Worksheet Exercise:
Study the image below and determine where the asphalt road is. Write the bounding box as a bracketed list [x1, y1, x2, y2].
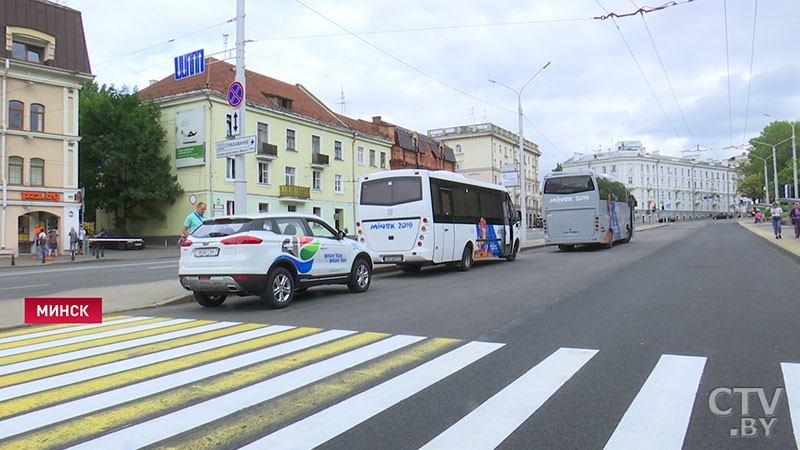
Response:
[3, 220, 798, 449]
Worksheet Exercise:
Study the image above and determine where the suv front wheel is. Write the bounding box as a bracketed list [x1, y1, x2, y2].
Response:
[262, 267, 294, 308]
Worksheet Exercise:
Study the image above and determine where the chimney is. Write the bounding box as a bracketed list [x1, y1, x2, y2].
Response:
[149, 80, 159, 86]
[372, 116, 382, 124]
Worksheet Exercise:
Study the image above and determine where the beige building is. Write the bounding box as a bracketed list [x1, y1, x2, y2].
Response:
[1, 0, 92, 257]
[428, 123, 541, 224]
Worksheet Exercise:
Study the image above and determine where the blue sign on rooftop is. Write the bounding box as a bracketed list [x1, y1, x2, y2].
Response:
[174, 49, 205, 81]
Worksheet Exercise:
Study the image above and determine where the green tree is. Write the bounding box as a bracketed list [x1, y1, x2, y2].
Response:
[552, 163, 563, 172]
[79, 82, 182, 233]
[747, 120, 798, 193]
[737, 173, 766, 202]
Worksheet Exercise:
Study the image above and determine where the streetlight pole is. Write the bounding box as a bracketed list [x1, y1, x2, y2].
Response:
[753, 137, 792, 201]
[489, 61, 550, 240]
[750, 153, 772, 203]
[764, 114, 797, 198]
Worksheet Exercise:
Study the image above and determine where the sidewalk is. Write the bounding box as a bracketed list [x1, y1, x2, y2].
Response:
[0, 222, 670, 332]
[737, 219, 800, 260]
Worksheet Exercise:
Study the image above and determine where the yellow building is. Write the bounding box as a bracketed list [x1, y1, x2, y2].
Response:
[136, 59, 394, 241]
[1, 0, 92, 257]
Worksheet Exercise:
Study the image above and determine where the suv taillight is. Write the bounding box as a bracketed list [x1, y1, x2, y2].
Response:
[221, 236, 263, 245]
[181, 239, 193, 247]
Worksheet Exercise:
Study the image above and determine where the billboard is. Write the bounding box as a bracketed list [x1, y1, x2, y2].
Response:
[175, 106, 205, 168]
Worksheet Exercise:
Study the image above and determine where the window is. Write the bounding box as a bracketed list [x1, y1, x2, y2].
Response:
[226, 200, 235, 215]
[258, 161, 271, 185]
[225, 158, 236, 181]
[312, 170, 322, 191]
[257, 122, 269, 145]
[311, 135, 321, 154]
[360, 177, 423, 206]
[258, 203, 269, 213]
[284, 166, 297, 185]
[307, 218, 337, 239]
[334, 140, 343, 160]
[287, 205, 297, 212]
[357, 146, 365, 165]
[30, 158, 44, 186]
[12, 41, 43, 63]
[286, 129, 296, 151]
[313, 207, 322, 217]
[456, 161, 463, 170]
[334, 174, 344, 193]
[9, 101, 23, 129]
[369, 149, 376, 167]
[30, 104, 44, 132]
[456, 144, 462, 154]
[9, 156, 23, 185]
[380, 152, 387, 169]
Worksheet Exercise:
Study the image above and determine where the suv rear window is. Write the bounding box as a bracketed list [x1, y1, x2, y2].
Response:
[192, 218, 252, 237]
[361, 177, 422, 206]
[543, 175, 595, 194]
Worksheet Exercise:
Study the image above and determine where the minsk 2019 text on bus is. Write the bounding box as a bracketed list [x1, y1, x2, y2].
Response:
[356, 169, 521, 272]
[542, 169, 637, 250]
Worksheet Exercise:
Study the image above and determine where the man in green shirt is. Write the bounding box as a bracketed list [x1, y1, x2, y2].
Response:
[182, 202, 208, 240]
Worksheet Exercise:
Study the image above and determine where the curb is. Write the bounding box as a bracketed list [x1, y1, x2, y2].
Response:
[737, 221, 800, 264]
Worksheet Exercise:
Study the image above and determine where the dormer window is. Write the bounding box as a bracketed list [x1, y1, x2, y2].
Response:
[263, 93, 293, 110]
[6, 27, 56, 64]
[12, 40, 44, 63]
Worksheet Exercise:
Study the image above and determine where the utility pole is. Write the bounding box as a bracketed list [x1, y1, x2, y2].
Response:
[233, 0, 247, 214]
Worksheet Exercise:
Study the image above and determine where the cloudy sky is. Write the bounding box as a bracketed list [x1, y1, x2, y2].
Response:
[67, 0, 799, 178]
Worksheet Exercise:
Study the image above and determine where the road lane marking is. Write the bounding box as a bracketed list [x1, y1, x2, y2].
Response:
[0, 315, 134, 344]
[246, 341, 505, 450]
[0, 324, 306, 419]
[0, 329, 356, 441]
[421, 347, 599, 449]
[0, 320, 238, 379]
[0, 317, 184, 358]
[603, 354, 707, 450]
[0, 283, 50, 291]
[0, 260, 179, 277]
[159, 337, 463, 450]
[781, 362, 800, 450]
[65, 334, 424, 450]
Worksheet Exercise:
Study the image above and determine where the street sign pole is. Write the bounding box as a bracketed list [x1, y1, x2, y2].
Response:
[234, 0, 248, 214]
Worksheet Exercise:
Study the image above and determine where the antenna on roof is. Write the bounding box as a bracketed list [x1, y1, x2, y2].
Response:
[470, 107, 476, 125]
[335, 85, 349, 115]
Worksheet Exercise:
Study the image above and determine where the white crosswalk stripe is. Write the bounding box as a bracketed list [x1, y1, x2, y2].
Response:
[1, 316, 793, 449]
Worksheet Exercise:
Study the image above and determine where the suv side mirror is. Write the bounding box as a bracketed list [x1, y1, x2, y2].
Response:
[515, 210, 522, 223]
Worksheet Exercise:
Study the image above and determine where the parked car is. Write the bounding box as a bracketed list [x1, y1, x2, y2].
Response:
[712, 213, 732, 220]
[88, 230, 145, 250]
[178, 213, 373, 309]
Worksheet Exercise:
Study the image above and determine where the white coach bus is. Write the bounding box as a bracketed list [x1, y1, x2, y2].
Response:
[542, 169, 636, 250]
[356, 169, 521, 271]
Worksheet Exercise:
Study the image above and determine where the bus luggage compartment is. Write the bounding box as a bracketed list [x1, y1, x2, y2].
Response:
[360, 218, 421, 252]
[545, 208, 597, 240]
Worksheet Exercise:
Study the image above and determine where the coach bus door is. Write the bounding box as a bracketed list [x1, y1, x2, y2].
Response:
[434, 187, 455, 263]
[502, 195, 515, 255]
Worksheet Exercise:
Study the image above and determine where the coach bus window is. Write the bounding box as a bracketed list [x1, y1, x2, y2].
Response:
[360, 177, 422, 206]
[543, 175, 594, 195]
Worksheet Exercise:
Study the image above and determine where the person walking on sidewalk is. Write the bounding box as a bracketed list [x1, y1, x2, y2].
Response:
[791, 203, 800, 238]
[181, 202, 208, 244]
[771, 202, 783, 239]
[37, 227, 48, 261]
[755, 210, 763, 224]
[68, 227, 79, 254]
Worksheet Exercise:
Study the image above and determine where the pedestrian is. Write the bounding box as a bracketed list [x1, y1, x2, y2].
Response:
[78, 225, 86, 255]
[68, 227, 78, 254]
[37, 226, 48, 261]
[770, 202, 783, 239]
[48, 228, 59, 256]
[791, 203, 800, 238]
[755, 210, 763, 224]
[181, 202, 208, 244]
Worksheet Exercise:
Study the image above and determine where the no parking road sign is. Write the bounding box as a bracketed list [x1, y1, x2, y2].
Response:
[228, 81, 244, 107]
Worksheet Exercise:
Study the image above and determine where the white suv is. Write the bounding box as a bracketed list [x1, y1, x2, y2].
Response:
[179, 213, 373, 308]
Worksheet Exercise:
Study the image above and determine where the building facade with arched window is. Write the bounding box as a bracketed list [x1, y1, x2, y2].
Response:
[1, 0, 92, 257]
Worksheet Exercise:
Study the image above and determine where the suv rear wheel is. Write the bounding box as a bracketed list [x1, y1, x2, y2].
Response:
[347, 258, 372, 293]
[193, 292, 227, 308]
[262, 267, 294, 308]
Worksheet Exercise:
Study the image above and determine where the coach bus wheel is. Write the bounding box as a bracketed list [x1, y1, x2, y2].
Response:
[505, 240, 519, 261]
[621, 226, 632, 243]
[456, 244, 473, 271]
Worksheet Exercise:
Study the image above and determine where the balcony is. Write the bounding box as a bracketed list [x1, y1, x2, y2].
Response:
[280, 185, 310, 199]
[311, 152, 329, 168]
[257, 143, 278, 159]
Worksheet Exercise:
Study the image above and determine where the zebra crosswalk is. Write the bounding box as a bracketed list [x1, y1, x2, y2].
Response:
[0, 315, 796, 449]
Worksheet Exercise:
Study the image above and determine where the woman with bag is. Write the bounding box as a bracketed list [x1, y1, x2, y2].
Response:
[770, 202, 783, 239]
[790, 203, 800, 238]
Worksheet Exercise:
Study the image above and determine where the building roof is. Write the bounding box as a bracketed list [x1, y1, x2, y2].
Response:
[563, 150, 733, 168]
[0, 0, 91, 74]
[138, 58, 388, 141]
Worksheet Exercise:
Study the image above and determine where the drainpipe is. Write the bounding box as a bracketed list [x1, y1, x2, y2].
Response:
[206, 93, 214, 212]
[1, 59, 9, 249]
[351, 132, 357, 232]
